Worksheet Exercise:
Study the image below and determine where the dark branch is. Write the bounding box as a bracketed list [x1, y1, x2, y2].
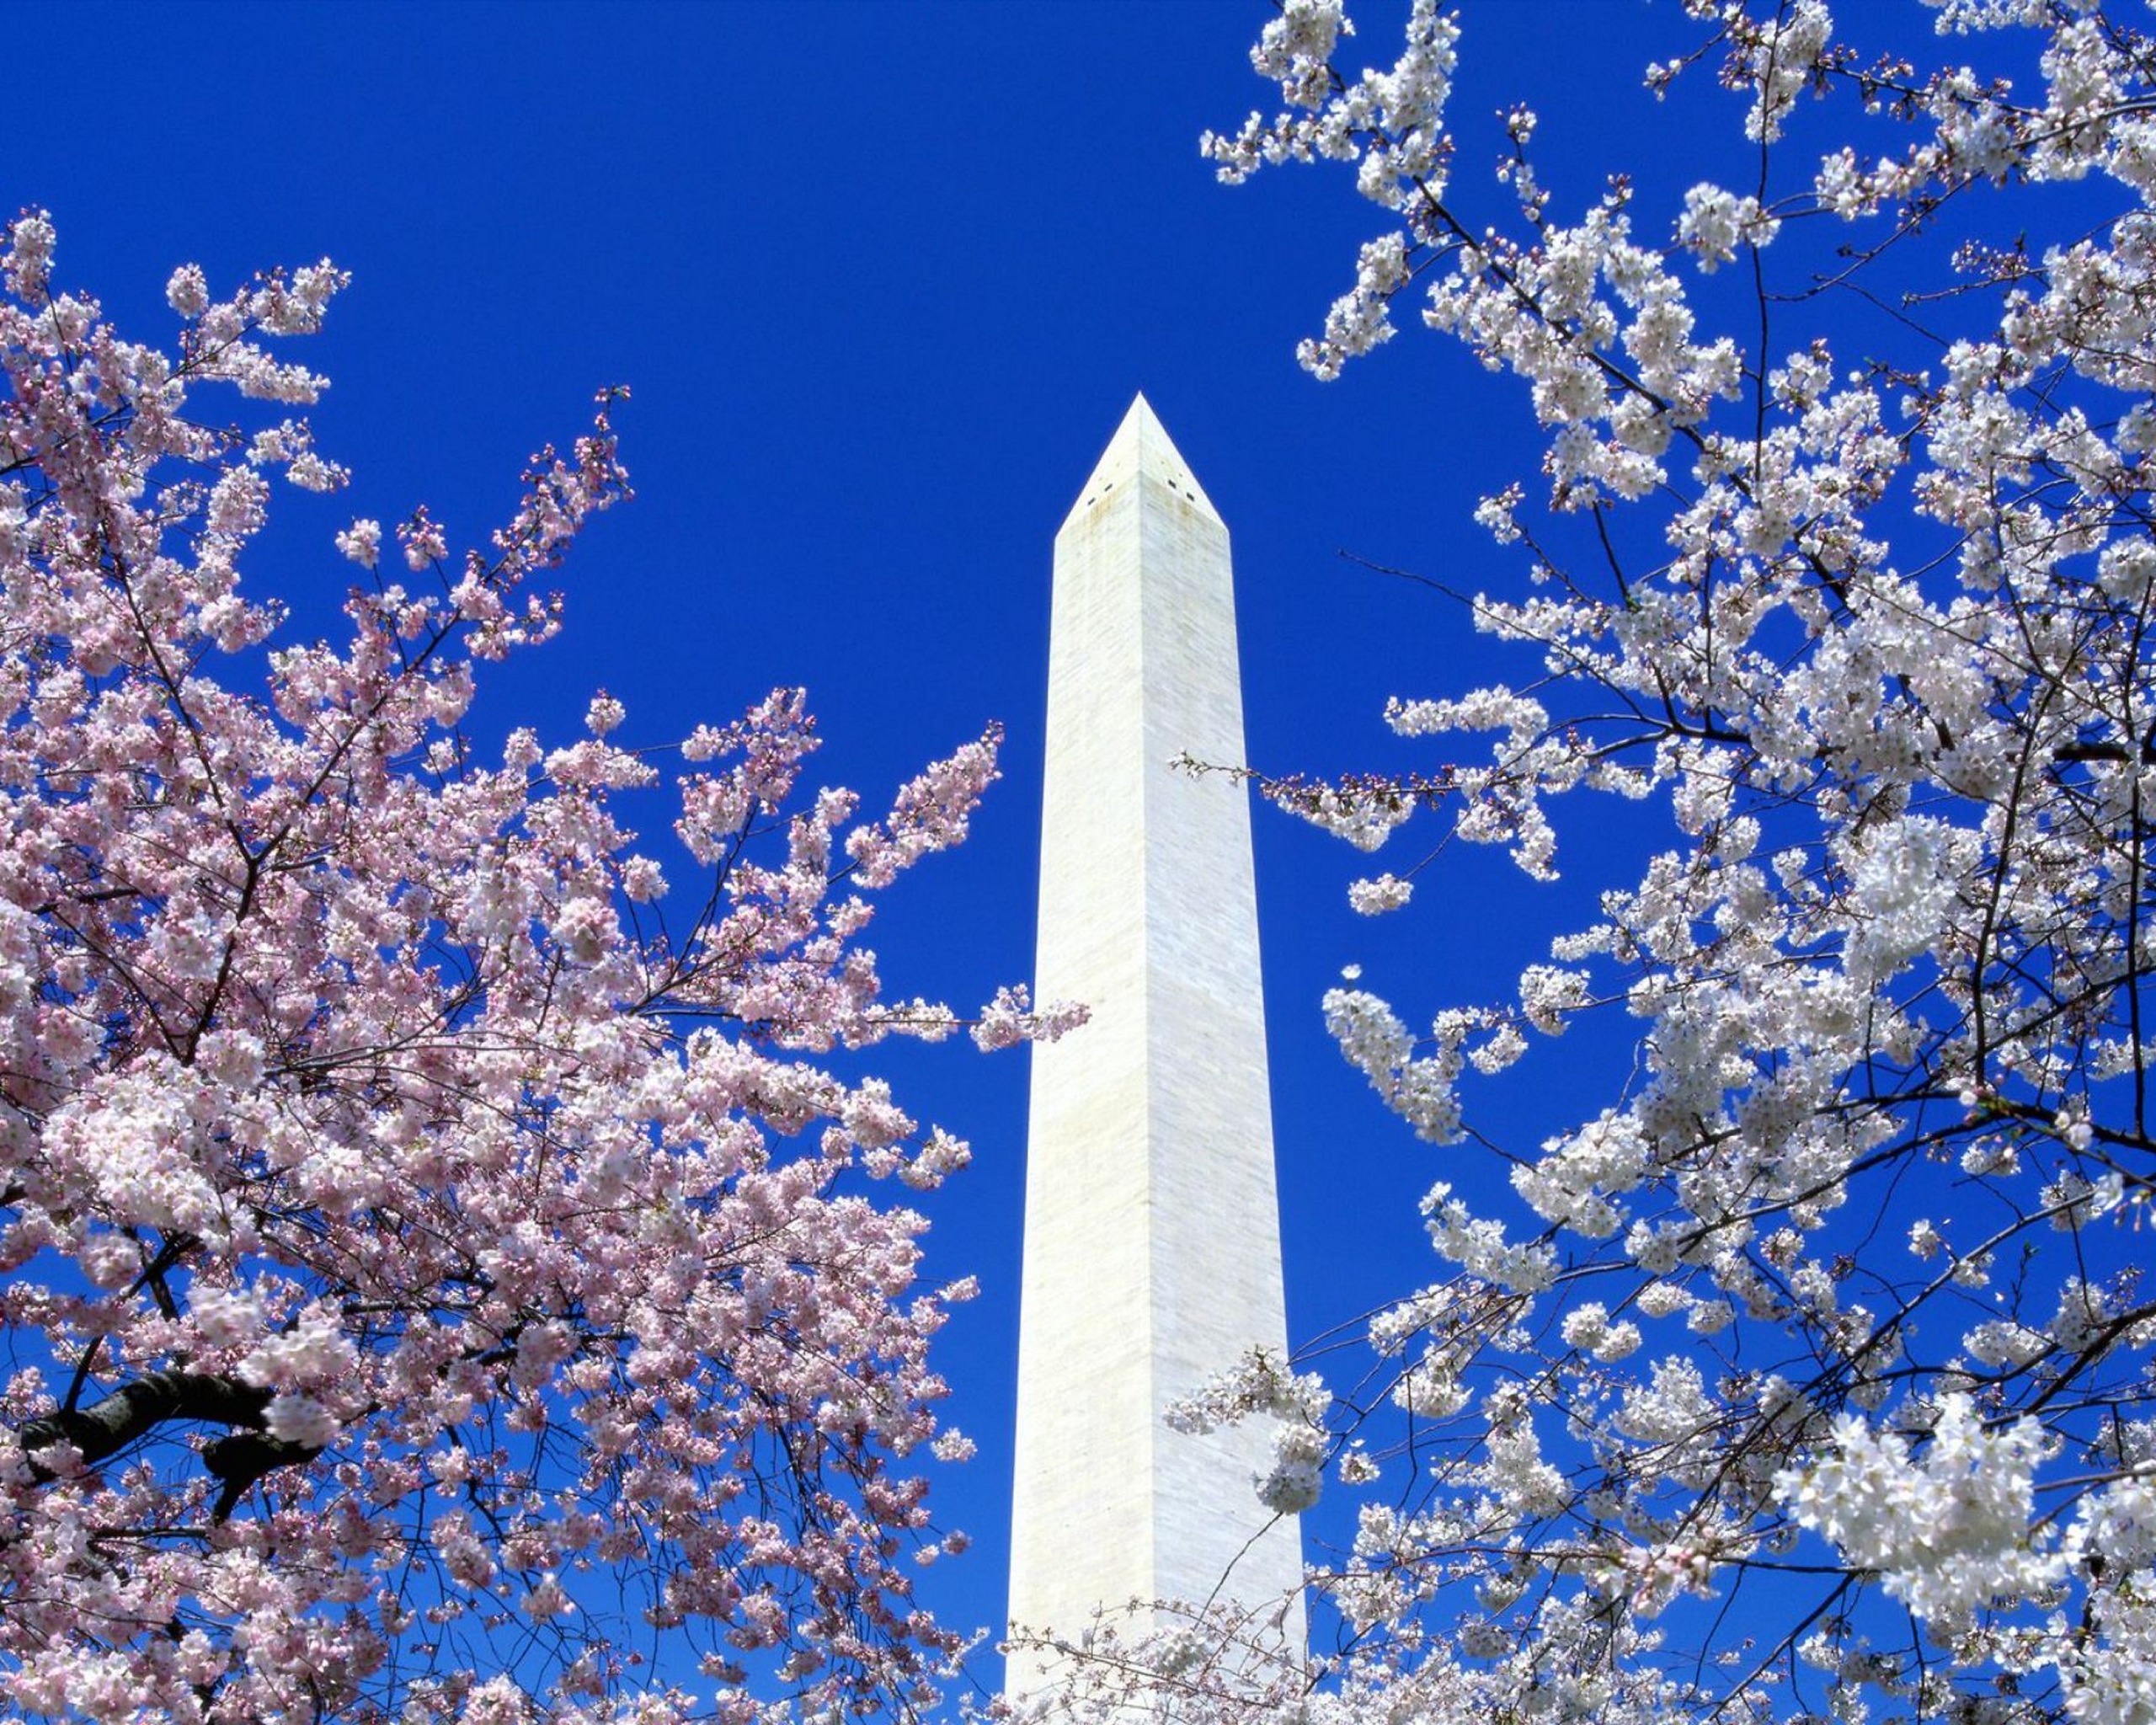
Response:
[15, 1369, 322, 1518]
[202, 1430, 323, 1521]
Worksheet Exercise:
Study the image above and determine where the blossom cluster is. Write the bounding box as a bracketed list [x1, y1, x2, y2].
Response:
[0, 215, 1077, 1725]
[1038, 5, 2156, 1722]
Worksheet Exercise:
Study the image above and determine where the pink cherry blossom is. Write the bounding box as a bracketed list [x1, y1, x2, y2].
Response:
[0, 212, 1076, 1725]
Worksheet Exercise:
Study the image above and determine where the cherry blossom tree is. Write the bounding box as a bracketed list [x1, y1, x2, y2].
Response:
[1036, 3, 2156, 1722]
[0, 211, 1078, 1725]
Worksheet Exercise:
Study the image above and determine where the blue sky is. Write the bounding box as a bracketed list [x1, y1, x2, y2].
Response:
[12, 0, 2021, 1694]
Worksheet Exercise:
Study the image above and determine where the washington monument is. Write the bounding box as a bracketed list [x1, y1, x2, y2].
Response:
[1006, 397, 1304, 1697]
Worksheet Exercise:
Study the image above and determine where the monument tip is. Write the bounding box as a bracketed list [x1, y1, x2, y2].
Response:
[1060, 393, 1222, 531]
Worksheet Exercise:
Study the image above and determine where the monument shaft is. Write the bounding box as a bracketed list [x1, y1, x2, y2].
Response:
[1007, 398, 1303, 1696]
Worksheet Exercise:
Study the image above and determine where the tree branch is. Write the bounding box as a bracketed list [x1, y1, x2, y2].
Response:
[15, 1369, 322, 1518]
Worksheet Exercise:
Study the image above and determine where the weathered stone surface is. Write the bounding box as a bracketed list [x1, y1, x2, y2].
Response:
[1007, 397, 1304, 1698]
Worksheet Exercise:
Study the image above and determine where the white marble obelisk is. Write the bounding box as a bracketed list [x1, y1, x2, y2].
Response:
[1006, 397, 1304, 1699]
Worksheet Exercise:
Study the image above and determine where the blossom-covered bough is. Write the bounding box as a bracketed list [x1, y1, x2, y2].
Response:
[0, 213, 1079, 1724]
[1047, 3, 2156, 1722]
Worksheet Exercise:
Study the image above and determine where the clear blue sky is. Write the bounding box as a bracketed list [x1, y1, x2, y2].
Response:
[11, 0, 1985, 1692]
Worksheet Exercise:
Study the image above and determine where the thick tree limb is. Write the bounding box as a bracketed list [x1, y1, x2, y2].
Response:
[201, 1430, 323, 1521]
[17, 1368, 268, 1476]
[14, 1369, 322, 1518]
